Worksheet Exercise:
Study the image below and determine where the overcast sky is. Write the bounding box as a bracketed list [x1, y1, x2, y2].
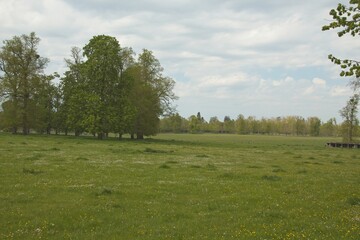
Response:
[1, 0, 358, 121]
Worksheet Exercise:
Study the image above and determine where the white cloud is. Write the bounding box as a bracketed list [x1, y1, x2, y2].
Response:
[313, 78, 326, 86]
[304, 86, 315, 95]
[198, 74, 252, 88]
[0, 0, 355, 121]
[272, 77, 294, 87]
[330, 86, 352, 97]
[304, 77, 326, 95]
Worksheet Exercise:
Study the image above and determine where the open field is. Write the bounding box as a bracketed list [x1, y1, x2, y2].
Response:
[0, 133, 359, 239]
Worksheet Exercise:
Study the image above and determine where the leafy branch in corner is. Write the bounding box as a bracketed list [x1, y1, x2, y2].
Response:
[323, 0, 360, 78]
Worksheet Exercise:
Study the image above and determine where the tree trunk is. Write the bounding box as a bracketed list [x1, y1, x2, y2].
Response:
[136, 132, 144, 140]
[22, 120, 29, 135]
[97, 132, 104, 140]
[349, 122, 353, 142]
[47, 126, 51, 135]
[130, 133, 134, 139]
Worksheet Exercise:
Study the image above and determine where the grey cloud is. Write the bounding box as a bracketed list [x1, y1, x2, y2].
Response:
[0, 0, 354, 120]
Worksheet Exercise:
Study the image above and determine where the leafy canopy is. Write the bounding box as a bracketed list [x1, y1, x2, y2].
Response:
[322, 0, 360, 78]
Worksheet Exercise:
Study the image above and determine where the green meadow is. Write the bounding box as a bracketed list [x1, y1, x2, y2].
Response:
[0, 133, 359, 239]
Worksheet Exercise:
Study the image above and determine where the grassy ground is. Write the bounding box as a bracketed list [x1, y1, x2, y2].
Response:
[0, 133, 359, 239]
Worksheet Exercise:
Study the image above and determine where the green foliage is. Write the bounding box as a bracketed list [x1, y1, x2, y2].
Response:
[340, 94, 359, 142]
[81, 35, 125, 138]
[207, 116, 222, 133]
[188, 114, 203, 133]
[0, 33, 177, 139]
[328, 54, 360, 78]
[0, 32, 55, 134]
[323, 1, 360, 78]
[160, 113, 187, 133]
[320, 118, 338, 137]
[223, 116, 235, 133]
[160, 114, 341, 136]
[308, 117, 321, 136]
[322, 0, 360, 37]
[58, 39, 176, 139]
[129, 50, 177, 139]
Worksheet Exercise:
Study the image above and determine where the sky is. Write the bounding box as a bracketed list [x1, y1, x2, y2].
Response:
[1, 0, 359, 122]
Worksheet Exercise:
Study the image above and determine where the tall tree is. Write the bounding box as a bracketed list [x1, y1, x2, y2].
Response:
[0, 32, 50, 134]
[320, 118, 338, 137]
[235, 114, 247, 134]
[168, 113, 184, 133]
[111, 47, 136, 139]
[33, 74, 60, 134]
[81, 35, 133, 139]
[60, 47, 86, 136]
[223, 116, 235, 133]
[295, 116, 306, 136]
[130, 49, 177, 139]
[307, 117, 321, 136]
[208, 116, 222, 133]
[188, 115, 201, 133]
[340, 94, 359, 142]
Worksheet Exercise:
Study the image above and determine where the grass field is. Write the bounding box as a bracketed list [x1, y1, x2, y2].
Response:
[0, 133, 359, 239]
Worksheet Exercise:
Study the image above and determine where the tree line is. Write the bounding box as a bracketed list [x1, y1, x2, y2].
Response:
[159, 112, 347, 137]
[0, 33, 177, 139]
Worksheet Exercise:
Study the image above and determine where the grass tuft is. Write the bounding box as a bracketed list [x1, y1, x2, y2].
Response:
[25, 153, 44, 161]
[248, 165, 262, 169]
[206, 163, 217, 170]
[219, 172, 241, 180]
[272, 168, 286, 173]
[112, 204, 123, 209]
[196, 154, 209, 158]
[23, 168, 43, 175]
[159, 163, 170, 169]
[262, 175, 281, 181]
[333, 160, 343, 164]
[283, 151, 293, 155]
[165, 160, 178, 164]
[144, 147, 167, 153]
[190, 165, 202, 168]
[96, 188, 113, 196]
[347, 196, 360, 206]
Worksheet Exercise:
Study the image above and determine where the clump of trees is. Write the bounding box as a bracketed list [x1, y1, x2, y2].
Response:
[160, 113, 340, 137]
[0, 33, 177, 139]
[0, 25, 357, 140]
[323, 0, 360, 142]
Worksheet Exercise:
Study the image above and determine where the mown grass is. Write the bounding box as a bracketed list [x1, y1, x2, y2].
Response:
[0, 133, 359, 239]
